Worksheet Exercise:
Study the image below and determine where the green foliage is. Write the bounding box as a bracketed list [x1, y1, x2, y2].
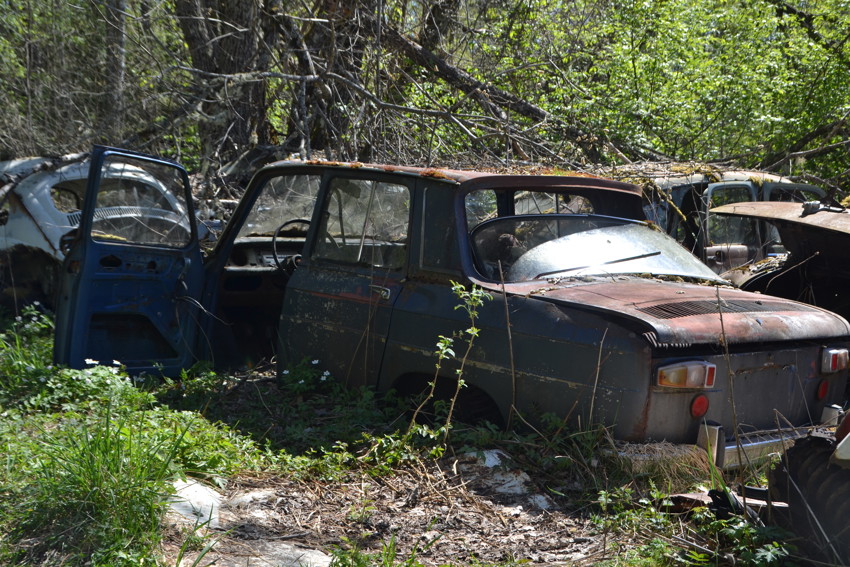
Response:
[0, 312, 270, 565]
[0, 304, 55, 396]
[278, 357, 336, 397]
[698, 515, 797, 567]
[157, 360, 401, 465]
[3, 0, 850, 180]
[0, 0, 197, 157]
[3, 407, 185, 566]
[595, 485, 673, 535]
[591, 486, 798, 567]
[0, 305, 157, 412]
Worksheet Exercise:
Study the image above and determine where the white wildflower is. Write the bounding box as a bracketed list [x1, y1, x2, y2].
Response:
[311, 359, 319, 365]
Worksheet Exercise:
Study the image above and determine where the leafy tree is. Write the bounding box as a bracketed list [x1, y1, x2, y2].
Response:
[2, 0, 850, 189]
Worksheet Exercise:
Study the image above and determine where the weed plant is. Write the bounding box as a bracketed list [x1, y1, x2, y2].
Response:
[0, 311, 267, 566]
[329, 534, 441, 567]
[592, 486, 797, 566]
[0, 303, 56, 404]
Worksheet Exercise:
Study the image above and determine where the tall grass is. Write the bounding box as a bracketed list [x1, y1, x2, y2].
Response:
[0, 306, 261, 566]
[6, 408, 188, 565]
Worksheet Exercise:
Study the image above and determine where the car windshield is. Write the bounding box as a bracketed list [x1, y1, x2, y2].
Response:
[236, 173, 321, 238]
[470, 214, 726, 283]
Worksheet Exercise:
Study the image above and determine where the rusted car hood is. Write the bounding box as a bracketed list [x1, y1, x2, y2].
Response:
[480, 278, 850, 347]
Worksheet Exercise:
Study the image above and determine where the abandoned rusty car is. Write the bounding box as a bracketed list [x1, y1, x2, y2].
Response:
[53, 147, 850, 468]
[713, 200, 850, 323]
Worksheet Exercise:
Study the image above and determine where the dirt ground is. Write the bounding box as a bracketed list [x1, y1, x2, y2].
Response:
[161, 450, 623, 567]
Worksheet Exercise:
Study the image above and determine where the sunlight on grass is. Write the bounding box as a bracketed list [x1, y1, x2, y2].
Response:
[0, 306, 802, 567]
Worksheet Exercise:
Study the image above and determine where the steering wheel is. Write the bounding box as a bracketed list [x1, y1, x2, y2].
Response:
[272, 219, 311, 273]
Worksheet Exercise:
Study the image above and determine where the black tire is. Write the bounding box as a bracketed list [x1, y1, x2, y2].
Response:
[395, 375, 504, 428]
[769, 434, 850, 563]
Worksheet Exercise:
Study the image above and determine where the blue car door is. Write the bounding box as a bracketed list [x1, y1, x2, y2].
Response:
[53, 146, 205, 376]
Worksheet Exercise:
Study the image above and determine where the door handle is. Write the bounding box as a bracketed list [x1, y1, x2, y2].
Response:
[369, 285, 391, 300]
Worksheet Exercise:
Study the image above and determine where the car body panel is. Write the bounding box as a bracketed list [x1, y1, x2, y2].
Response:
[712, 201, 850, 235]
[629, 168, 827, 273]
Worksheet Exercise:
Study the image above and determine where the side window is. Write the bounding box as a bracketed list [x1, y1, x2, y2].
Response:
[51, 183, 85, 212]
[465, 190, 497, 229]
[237, 174, 321, 238]
[314, 177, 410, 269]
[767, 186, 824, 202]
[514, 192, 593, 215]
[706, 186, 758, 246]
[91, 156, 191, 248]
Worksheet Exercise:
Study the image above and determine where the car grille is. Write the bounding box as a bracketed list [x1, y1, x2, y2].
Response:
[636, 299, 814, 319]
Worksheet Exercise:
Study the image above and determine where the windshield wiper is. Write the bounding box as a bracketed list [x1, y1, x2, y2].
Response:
[534, 250, 662, 279]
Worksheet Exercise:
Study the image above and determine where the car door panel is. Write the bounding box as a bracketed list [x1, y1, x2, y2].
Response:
[53, 146, 204, 376]
[278, 173, 411, 386]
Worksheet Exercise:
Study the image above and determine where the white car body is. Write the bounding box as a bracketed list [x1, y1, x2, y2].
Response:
[0, 154, 194, 309]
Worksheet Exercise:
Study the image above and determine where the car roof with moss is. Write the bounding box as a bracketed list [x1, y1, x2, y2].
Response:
[257, 159, 644, 197]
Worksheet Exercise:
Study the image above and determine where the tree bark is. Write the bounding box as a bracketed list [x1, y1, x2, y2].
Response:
[103, 0, 127, 140]
[419, 0, 460, 52]
[173, 0, 275, 166]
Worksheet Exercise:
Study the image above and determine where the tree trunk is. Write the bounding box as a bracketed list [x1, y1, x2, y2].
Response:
[103, 0, 127, 140]
[173, 0, 273, 167]
[419, 0, 460, 52]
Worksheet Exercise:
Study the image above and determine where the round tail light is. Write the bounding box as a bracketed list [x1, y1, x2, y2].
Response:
[690, 394, 709, 418]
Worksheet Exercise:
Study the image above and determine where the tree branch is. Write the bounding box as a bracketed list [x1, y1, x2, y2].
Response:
[356, 9, 605, 162]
